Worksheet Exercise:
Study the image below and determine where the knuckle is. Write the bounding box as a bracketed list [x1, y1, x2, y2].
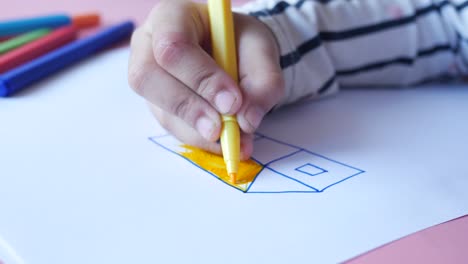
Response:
[171, 96, 193, 122]
[153, 34, 191, 68]
[193, 68, 217, 96]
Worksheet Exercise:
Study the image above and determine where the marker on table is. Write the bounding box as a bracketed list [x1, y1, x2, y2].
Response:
[0, 26, 78, 74]
[70, 13, 101, 29]
[0, 28, 51, 55]
[0, 21, 135, 97]
[208, 0, 240, 183]
[0, 13, 100, 37]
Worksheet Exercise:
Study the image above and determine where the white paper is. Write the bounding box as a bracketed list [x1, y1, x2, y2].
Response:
[0, 235, 24, 264]
[0, 47, 467, 264]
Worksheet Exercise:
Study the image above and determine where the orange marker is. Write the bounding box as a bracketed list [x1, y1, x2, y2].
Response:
[72, 13, 100, 29]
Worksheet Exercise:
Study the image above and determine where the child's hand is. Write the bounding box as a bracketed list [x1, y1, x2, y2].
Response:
[128, 0, 284, 159]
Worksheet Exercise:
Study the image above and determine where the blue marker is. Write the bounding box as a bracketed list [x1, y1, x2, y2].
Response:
[0, 13, 101, 37]
[0, 21, 134, 97]
[0, 14, 71, 37]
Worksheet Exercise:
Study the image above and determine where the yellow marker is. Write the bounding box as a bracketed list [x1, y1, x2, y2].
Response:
[207, 0, 240, 183]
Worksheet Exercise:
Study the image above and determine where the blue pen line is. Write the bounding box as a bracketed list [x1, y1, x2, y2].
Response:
[258, 133, 366, 172]
[295, 163, 328, 177]
[264, 149, 303, 166]
[264, 167, 320, 192]
[319, 171, 365, 192]
[248, 190, 320, 194]
[253, 134, 265, 141]
[256, 132, 304, 150]
[302, 149, 366, 173]
[250, 156, 265, 166]
[151, 133, 171, 139]
[244, 165, 266, 193]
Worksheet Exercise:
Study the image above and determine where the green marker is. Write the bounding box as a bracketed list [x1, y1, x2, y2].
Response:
[0, 28, 51, 54]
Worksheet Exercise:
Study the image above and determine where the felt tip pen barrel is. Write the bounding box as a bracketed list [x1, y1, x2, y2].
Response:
[0, 21, 134, 97]
[0, 28, 51, 55]
[0, 26, 78, 74]
[207, 0, 240, 184]
[0, 13, 100, 37]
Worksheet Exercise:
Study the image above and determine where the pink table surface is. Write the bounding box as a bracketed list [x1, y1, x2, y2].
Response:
[2, 0, 467, 263]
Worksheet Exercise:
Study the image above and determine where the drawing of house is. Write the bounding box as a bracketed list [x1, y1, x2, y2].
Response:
[150, 134, 364, 194]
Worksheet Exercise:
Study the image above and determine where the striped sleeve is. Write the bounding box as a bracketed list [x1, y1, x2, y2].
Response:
[236, 0, 468, 106]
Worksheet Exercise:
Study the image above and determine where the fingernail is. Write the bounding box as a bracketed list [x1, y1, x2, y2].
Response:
[214, 91, 235, 114]
[245, 106, 265, 130]
[196, 116, 215, 140]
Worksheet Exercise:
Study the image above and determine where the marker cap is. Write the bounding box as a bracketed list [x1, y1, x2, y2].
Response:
[72, 13, 100, 29]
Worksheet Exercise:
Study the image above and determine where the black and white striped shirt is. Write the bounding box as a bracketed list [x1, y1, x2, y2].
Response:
[238, 0, 468, 105]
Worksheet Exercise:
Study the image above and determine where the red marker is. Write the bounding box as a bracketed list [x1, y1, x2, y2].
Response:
[0, 26, 77, 73]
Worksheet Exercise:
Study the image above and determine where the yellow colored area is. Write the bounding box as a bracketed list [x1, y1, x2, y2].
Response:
[180, 145, 263, 192]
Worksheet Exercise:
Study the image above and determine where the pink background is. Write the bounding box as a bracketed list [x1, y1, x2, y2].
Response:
[1, 0, 467, 263]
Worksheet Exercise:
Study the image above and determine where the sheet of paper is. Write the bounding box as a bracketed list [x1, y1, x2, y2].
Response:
[0, 47, 467, 264]
[0, 235, 24, 264]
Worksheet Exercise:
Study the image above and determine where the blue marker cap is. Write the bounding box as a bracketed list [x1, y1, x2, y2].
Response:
[0, 20, 134, 97]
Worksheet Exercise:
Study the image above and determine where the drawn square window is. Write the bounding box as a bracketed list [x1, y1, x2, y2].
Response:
[296, 163, 327, 177]
[267, 150, 364, 192]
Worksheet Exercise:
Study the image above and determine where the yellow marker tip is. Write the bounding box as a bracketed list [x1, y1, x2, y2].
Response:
[229, 173, 237, 184]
